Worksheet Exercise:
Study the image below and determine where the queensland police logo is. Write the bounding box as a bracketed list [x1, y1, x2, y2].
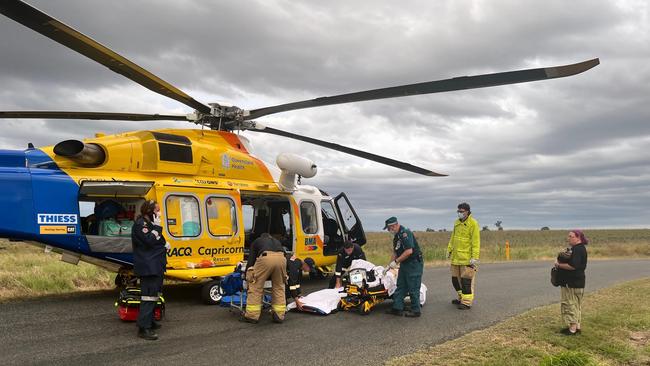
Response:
[221, 153, 230, 169]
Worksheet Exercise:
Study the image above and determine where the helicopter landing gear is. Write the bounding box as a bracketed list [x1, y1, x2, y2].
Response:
[114, 271, 137, 288]
[201, 279, 223, 305]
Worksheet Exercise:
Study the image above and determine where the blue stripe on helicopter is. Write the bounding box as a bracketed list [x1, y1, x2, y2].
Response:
[0, 148, 134, 267]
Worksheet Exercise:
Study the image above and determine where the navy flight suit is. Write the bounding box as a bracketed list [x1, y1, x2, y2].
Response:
[131, 216, 167, 331]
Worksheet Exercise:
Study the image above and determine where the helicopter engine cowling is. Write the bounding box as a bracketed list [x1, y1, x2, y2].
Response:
[53, 140, 106, 167]
[276, 153, 317, 191]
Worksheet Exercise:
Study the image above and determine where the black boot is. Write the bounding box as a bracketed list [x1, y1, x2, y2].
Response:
[385, 308, 403, 316]
[151, 321, 162, 330]
[138, 328, 158, 341]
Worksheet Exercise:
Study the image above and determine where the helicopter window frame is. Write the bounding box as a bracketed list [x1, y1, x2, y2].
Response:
[204, 195, 238, 239]
[163, 193, 202, 239]
[299, 200, 319, 235]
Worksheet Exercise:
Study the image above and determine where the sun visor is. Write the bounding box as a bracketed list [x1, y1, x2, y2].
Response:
[79, 181, 154, 198]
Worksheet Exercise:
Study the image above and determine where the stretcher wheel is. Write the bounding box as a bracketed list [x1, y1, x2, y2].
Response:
[358, 301, 371, 315]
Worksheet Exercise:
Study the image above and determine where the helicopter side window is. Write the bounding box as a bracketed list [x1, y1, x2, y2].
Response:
[299, 201, 318, 235]
[165, 194, 201, 238]
[205, 196, 237, 237]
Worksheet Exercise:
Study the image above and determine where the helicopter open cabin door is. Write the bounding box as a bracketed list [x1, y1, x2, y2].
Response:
[78, 181, 153, 254]
[334, 193, 366, 246]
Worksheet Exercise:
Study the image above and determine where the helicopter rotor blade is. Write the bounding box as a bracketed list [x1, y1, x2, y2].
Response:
[248, 125, 446, 177]
[0, 111, 189, 121]
[0, 0, 211, 115]
[247, 58, 600, 120]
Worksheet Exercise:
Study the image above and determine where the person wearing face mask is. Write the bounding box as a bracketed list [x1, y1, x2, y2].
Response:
[383, 216, 423, 317]
[131, 200, 168, 340]
[447, 202, 480, 310]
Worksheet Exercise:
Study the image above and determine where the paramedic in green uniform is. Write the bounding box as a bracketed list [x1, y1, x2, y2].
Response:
[384, 217, 423, 317]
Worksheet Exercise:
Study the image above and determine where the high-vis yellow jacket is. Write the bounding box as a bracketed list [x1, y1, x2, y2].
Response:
[447, 214, 480, 265]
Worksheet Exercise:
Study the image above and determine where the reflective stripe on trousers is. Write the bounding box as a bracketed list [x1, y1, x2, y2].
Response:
[244, 252, 287, 321]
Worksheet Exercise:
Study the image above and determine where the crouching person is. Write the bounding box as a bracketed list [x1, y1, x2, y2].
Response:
[242, 233, 287, 323]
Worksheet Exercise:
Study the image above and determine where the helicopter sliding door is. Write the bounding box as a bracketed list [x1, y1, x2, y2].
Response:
[160, 186, 242, 270]
[334, 193, 366, 246]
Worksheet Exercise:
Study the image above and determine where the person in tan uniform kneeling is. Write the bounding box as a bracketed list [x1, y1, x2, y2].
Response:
[242, 233, 287, 324]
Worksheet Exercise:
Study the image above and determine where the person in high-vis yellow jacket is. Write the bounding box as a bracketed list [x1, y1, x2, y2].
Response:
[447, 202, 480, 309]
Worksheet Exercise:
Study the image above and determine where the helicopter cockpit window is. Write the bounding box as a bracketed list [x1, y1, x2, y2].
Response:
[205, 196, 237, 237]
[300, 201, 318, 234]
[165, 195, 201, 238]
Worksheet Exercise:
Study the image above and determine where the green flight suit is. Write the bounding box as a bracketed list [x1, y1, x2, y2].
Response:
[391, 226, 424, 313]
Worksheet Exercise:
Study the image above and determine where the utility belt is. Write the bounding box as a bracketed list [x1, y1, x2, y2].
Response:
[403, 252, 423, 263]
[259, 251, 283, 258]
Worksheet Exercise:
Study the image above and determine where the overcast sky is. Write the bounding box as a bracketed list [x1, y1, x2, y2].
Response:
[1, 0, 649, 231]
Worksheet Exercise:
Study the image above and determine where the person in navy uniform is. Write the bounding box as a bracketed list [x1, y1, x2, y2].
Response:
[285, 255, 316, 310]
[330, 240, 366, 289]
[131, 200, 168, 340]
[383, 216, 423, 317]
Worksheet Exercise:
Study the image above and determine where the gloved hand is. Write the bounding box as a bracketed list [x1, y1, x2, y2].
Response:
[469, 258, 479, 267]
[152, 214, 161, 226]
[388, 260, 398, 270]
[151, 229, 160, 240]
[164, 242, 171, 250]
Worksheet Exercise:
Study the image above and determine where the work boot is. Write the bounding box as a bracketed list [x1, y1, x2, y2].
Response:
[404, 311, 421, 318]
[385, 308, 403, 316]
[271, 312, 284, 324]
[451, 299, 461, 305]
[239, 315, 258, 324]
[457, 304, 471, 310]
[137, 328, 158, 341]
[151, 321, 162, 330]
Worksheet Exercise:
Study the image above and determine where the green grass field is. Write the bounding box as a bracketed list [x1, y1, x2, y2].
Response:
[363, 229, 650, 266]
[1, 229, 649, 301]
[387, 277, 650, 365]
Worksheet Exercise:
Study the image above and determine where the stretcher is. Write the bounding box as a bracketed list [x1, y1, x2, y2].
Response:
[218, 262, 272, 313]
[338, 259, 427, 315]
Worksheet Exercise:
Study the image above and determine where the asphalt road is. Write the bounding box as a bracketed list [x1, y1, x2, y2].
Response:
[2, 259, 649, 366]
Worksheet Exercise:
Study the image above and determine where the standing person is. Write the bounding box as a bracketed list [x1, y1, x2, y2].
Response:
[447, 202, 480, 310]
[131, 200, 168, 340]
[242, 233, 287, 324]
[383, 217, 423, 317]
[330, 240, 366, 289]
[555, 230, 588, 335]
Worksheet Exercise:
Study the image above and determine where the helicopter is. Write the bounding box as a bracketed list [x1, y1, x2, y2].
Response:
[0, 0, 599, 303]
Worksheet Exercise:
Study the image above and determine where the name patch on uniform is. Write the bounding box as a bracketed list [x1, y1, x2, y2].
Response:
[37, 214, 78, 225]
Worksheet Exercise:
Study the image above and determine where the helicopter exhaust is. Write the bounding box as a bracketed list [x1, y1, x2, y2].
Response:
[53, 140, 106, 167]
[276, 153, 317, 191]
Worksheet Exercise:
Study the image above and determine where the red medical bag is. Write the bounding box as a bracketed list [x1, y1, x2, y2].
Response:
[115, 287, 165, 321]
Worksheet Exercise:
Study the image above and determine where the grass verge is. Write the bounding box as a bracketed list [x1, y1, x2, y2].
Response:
[386, 278, 650, 366]
[0, 240, 113, 302]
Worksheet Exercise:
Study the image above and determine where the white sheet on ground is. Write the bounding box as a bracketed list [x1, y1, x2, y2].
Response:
[287, 288, 346, 314]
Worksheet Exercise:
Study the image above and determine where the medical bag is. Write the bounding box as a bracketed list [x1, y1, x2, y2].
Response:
[100, 219, 133, 237]
[115, 287, 165, 321]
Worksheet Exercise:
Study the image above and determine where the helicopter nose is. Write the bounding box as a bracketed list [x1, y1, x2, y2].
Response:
[0, 150, 36, 240]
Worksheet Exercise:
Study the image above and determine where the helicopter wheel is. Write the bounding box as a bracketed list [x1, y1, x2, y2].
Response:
[114, 273, 136, 288]
[201, 279, 223, 305]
